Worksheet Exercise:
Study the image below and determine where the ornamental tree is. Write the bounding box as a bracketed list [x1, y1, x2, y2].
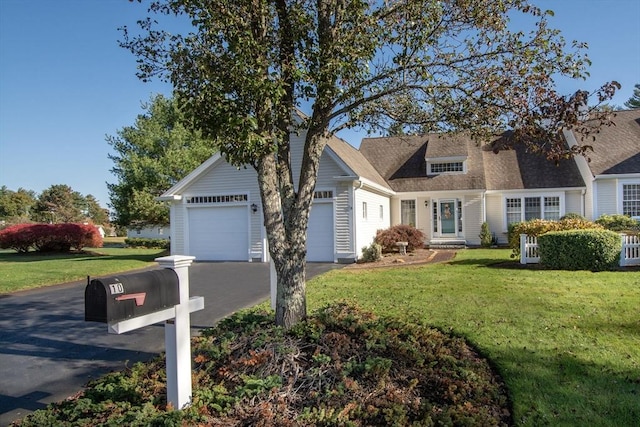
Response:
[107, 94, 217, 228]
[121, 0, 616, 328]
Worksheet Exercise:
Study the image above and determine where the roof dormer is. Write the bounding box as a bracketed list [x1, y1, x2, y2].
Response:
[426, 156, 468, 176]
[424, 135, 469, 176]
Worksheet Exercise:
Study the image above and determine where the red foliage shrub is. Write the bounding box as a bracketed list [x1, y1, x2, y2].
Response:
[0, 223, 103, 253]
[375, 224, 425, 252]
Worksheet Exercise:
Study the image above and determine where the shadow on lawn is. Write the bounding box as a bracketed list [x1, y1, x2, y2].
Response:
[493, 345, 640, 426]
[449, 256, 640, 272]
[0, 250, 165, 264]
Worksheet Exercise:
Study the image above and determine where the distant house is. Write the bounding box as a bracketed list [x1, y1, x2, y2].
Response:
[159, 109, 640, 262]
[126, 225, 169, 240]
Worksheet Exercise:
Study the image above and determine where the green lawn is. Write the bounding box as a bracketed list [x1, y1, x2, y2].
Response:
[0, 247, 167, 294]
[3, 247, 638, 425]
[307, 249, 640, 426]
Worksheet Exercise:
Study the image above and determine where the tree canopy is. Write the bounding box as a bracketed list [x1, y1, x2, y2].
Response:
[624, 83, 640, 109]
[122, 0, 617, 327]
[0, 186, 36, 223]
[107, 94, 217, 228]
[1, 185, 109, 226]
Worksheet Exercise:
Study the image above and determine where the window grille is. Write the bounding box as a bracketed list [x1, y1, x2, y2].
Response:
[313, 190, 333, 199]
[544, 197, 560, 220]
[623, 184, 640, 217]
[506, 195, 562, 224]
[524, 197, 541, 221]
[186, 194, 248, 204]
[429, 161, 464, 174]
[433, 201, 438, 232]
[401, 200, 416, 227]
[506, 198, 522, 225]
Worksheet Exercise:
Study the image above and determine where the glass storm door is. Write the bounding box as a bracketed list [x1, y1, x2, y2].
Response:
[439, 200, 456, 235]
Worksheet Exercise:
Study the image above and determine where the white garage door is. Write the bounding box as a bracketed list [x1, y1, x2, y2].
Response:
[307, 202, 334, 262]
[188, 206, 249, 261]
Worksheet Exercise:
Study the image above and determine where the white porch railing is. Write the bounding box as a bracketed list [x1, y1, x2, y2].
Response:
[519, 234, 640, 267]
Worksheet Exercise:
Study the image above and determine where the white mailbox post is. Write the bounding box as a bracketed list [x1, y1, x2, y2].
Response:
[156, 255, 201, 410]
[85, 255, 203, 411]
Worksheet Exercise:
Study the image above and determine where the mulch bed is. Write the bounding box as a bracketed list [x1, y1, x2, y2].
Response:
[346, 248, 457, 269]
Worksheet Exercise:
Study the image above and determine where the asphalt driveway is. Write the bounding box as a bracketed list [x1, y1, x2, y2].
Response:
[0, 261, 342, 426]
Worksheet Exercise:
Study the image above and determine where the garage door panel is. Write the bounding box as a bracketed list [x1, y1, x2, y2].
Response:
[188, 206, 248, 261]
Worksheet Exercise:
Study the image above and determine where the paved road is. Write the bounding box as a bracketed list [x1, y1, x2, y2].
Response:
[0, 262, 342, 426]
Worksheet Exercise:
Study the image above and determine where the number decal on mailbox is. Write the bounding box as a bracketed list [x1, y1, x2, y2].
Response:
[109, 283, 124, 295]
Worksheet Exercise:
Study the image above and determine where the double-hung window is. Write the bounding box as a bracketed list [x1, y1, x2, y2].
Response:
[623, 184, 640, 217]
[505, 195, 561, 225]
[401, 200, 416, 227]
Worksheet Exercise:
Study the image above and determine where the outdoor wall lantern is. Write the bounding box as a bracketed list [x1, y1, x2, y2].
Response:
[251, 203, 258, 213]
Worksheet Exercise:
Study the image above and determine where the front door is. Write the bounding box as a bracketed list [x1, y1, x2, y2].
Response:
[439, 200, 456, 235]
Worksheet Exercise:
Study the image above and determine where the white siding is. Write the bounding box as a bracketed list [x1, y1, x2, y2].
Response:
[463, 194, 484, 246]
[485, 193, 507, 243]
[167, 129, 360, 262]
[415, 197, 430, 239]
[565, 190, 584, 217]
[176, 160, 264, 260]
[170, 204, 186, 255]
[354, 189, 390, 258]
[595, 179, 617, 218]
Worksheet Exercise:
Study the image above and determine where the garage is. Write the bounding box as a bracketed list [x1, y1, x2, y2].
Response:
[188, 205, 249, 261]
[307, 202, 334, 262]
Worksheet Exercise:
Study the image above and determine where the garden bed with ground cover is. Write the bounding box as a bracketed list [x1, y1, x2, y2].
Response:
[12, 303, 510, 426]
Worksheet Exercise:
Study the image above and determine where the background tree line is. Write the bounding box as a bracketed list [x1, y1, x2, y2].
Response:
[0, 184, 108, 227]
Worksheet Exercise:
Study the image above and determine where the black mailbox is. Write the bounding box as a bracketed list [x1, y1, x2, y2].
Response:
[85, 269, 180, 324]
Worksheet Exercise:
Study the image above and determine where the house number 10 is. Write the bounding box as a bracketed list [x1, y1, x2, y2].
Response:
[109, 283, 124, 295]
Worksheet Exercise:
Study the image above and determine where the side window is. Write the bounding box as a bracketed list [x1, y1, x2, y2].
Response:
[401, 200, 416, 227]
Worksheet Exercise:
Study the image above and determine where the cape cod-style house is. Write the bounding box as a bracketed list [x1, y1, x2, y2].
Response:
[159, 109, 640, 262]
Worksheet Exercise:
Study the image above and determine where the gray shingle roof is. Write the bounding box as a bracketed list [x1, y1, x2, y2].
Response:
[579, 109, 640, 176]
[326, 135, 392, 191]
[360, 132, 585, 192]
[483, 137, 584, 190]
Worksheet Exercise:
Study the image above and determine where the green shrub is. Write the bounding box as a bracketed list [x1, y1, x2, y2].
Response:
[559, 212, 586, 221]
[538, 229, 621, 271]
[124, 237, 170, 249]
[14, 303, 510, 426]
[360, 242, 382, 263]
[595, 214, 640, 233]
[375, 224, 425, 253]
[509, 218, 602, 258]
[479, 222, 492, 247]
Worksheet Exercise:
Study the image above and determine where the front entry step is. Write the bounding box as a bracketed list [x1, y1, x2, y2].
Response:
[428, 239, 467, 249]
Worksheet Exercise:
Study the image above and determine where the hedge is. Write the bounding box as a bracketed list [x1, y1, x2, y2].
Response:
[0, 223, 103, 253]
[124, 237, 170, 249]
[538, 229, 621, 271]
[508, 218, 602, 258]
[595, 214, 640, 233]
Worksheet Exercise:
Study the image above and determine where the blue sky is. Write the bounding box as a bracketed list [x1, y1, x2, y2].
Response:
[1, 0, 639, 211]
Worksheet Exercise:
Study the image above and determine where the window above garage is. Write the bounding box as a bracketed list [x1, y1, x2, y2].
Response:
[186, 194, 248, 204]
